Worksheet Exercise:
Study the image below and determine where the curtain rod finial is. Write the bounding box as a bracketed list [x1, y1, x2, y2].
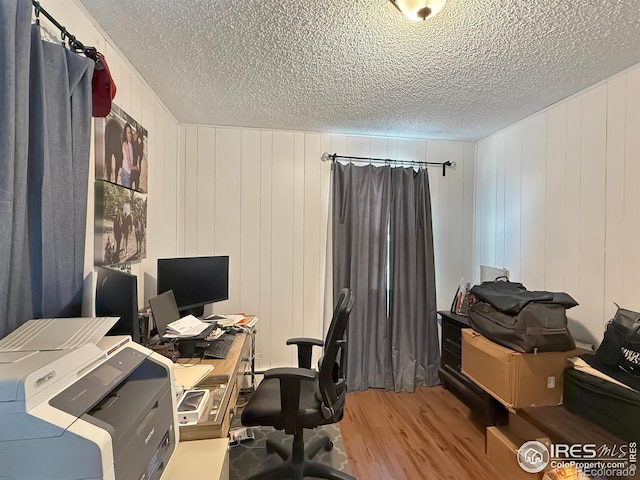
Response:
[321, 152, 333, 162]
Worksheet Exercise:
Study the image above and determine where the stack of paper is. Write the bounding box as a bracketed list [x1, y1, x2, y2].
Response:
[165, 315, 209, 338]
[203, 314, 258, 329]
[236, 316, 258, 328]
[214, 314, 245, 328]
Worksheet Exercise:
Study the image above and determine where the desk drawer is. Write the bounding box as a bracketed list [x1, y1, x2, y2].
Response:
[179, 379, 230, 441]
[442, 318, 463, 345]
[444, 338, 461, 355]
[236, 338, 251, 392]
[179, 334, 249, 441]
[442, 345, 462, 372]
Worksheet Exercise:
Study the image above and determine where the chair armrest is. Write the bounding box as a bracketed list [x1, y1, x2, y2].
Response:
[265, 367, 317, 380]
[286, 338, 324, 347]
[286, 338, 324, 369]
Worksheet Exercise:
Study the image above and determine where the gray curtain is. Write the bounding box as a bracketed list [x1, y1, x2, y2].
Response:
[389, 167, 440, 391]
[0, 0, 93, 337]
[332, 162, 440, 392]
[333, 163, 392, 391]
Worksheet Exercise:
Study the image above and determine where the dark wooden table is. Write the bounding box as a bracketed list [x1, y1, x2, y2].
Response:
[518, 406, 637, 479]
[438, 310, 505, 427]
[518, 405, 625, 446]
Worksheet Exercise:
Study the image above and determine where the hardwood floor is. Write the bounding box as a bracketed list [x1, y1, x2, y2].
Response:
[339, 386, 505, 480]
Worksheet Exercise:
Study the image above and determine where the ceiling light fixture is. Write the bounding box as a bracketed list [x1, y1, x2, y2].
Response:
[389, 0, 447, 21]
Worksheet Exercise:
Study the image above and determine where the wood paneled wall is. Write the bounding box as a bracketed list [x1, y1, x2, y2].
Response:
[475, 62, 640, 344]
[44, 0, 181, 313]
[178, 127, 475, 369]
[40, 3, 474, 365]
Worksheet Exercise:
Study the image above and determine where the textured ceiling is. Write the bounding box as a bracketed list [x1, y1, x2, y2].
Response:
[78, 0, 640, 141]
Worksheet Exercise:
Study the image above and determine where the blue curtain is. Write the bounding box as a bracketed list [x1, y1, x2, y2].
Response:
[0, 0, 94, 338]
[0, 0, 33, 338]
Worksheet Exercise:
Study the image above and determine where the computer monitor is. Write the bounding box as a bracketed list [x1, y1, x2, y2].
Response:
[156, 256, 229, 314]
[95, 266, 141, 343]
[148, 290, 217, 340]
[148, 290, 181, 337]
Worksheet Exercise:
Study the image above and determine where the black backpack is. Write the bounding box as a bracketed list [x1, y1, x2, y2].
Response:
[596, 306, 640, 376]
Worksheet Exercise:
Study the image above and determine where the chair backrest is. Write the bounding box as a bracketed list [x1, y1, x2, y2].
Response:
[317, 288, 354, 421]
[324, 288, 347, 346]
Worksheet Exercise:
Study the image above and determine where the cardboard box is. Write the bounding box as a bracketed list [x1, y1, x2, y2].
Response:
[508, 411, 550, 446]
[461, 329, 567, 408]
[486, 426, 545, 480]
[176, 389, 210, 426]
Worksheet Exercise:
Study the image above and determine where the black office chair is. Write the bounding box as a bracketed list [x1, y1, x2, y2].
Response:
[240, 289, 355, 480]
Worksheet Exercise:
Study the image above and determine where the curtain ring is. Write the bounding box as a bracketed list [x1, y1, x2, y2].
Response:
[68, 34, 77, 50]
[61, 28, 66, 46]
[34, 1, 41, 25]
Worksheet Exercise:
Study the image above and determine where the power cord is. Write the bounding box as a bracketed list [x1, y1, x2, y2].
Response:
[251, 447, 272, 476]
[178, 351, 203, 366]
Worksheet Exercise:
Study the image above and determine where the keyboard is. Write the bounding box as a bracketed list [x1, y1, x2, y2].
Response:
[203, 333, 236, 359]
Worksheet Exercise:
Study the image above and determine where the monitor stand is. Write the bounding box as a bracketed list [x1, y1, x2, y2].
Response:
[180, 305, 205, 318]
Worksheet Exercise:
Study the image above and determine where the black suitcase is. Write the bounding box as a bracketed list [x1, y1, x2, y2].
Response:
[468, 301, 575, 353]
[468, 281, 577, 353]
[564, 367, 640, 443]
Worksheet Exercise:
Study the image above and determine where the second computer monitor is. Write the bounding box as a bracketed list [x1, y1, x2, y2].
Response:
[95, 266, 140, 343]
[157, 255, 229, 313]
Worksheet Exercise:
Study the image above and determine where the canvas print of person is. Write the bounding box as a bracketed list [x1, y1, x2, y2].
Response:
[94, 104, 148, 193]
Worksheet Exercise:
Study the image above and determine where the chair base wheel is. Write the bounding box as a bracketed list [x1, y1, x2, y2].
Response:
[247, 430, 354, 480]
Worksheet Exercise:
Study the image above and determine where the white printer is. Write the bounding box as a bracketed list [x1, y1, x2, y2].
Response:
[0, 317, 180, 480]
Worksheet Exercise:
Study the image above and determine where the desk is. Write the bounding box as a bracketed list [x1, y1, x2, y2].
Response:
[162, 438, 229, 480]
[161, 333, 251, 480]
[177, 332, 252, 441]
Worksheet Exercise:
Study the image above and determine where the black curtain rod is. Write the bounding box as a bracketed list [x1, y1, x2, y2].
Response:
[320, 152, 455, 177]
[32, 0, 85, 51]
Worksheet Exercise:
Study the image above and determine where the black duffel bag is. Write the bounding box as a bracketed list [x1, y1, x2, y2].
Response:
[468, 301, 576, 353]
[596, 306, 640, 376]
[467, 281, 577, 353]
[470, 280, 578, 314]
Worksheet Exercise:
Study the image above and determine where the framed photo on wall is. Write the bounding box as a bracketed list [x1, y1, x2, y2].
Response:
[94, 180, 147, 266]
